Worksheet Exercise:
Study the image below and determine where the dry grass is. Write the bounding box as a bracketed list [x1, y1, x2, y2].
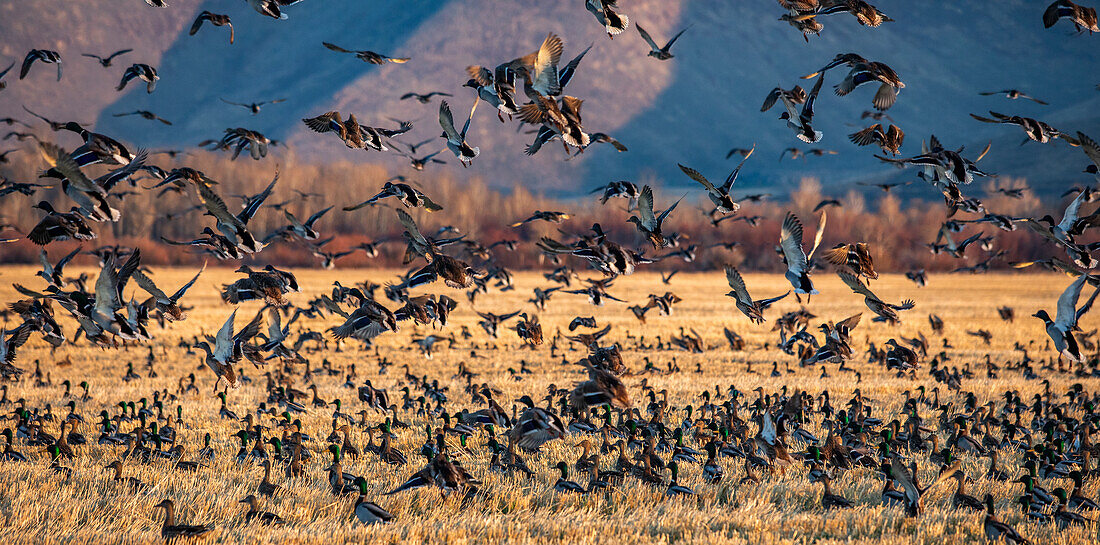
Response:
[0, 266, 1097, 544]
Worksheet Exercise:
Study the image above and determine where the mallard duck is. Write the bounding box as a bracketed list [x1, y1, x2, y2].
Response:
[585, 0, 630, 37]
[349, 181, 442, 212]
[849, 124, 904, 155]
[323, 42, 409, 64]
[508, 399, 565, 452]
[820, 474, 852, 509]
[194, 172, 271, 253]
[1033, 273, 1097, 363]
[117, 64, 158, 93]
[246, 0, 302, 20]
[240, 494, 284, 525]
[779, 211, 824, 297]
[80, 48, 130, 68]
[27, 201, 96, 245]
[636, 24, 689, 60]
[193, 309, 264, 391]
[386, 451, 480, 496]
[1053, 488, 1093, 527]
[970, 111, 1066, 144]
[20, 49, 62, 81]
[837, 271, 915, 324]
[552, 461, 586, 493]
[189, 11, 234, 44]
[778, 73, 824, 142]
[105, 460, 147, 489]
[153, 499, 213, 540]
[352, 477, 393, 524]
[1044, 0, 1099, 32]
[37, 142, 119, 222]
[439, 100, 479, 166]
[723, 265, 790, 324]
[665, 461, 695, 496]
[627, 185, 682, 249]
[569, 365, 630, 410]
[984, 494, 1029, 544]
[678, 151, 752, 214]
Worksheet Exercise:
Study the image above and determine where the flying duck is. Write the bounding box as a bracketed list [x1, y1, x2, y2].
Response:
[723, 265, 790, 324]
[117, 64, 159, 93]
[323, 42, 410, 64]
[636, 24, 690, 60]
[189, 11, 234, 44]
[20, 49, 62, 81]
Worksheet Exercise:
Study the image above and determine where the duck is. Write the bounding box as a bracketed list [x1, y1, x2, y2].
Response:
[37, 142, 120, 222]
[439, 100, 479, 166]
[552, 461, 586, 493]
[257, 459, 281, 496]
[194, 174, 269, 253]
[349, 477, 394, 524]
[779, 211, 823, 298]
[246, 0, 302, 20]
[1033, 272, 1095, 363]
[849, 124, 904, 155]
[678, 150, 752, 214]
[322, 42, 409, 64]
[1053, 488, 1093, 527]
[19, 49, 62, 81]
[585, 0, 630, 37]
[665, 461, 695, 496]
[837, 271, 915, 324]
[194, 309, 263, 391]
[117, 64, 158, 93]
[984, 494, 1029, 544]
[778, 73, 824, 142]
[627, 185, 682, 249]
[105, 460, 147, 489]
[152, 499, 213, 541]
[239, 494, 284, 525]
[636, 24, 689, 60]
[80, 48, 130, 68]
[820, 474, 852, 509]
[26, 201, 97, 245]
[723, 265, 790, 324]
[386, 449, 480, 496]
[1043, 0, 1099, 32]
[189, 11, 234, 44]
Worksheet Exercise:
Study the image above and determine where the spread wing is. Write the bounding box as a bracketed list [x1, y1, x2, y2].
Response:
[678, 164, 716, 193]
[838, 270, 878, 300]
[779, 212, 808, 272]
[637, 185, 656, 229]
[636, 24, 661, 50]
[724, 265, 753, 305]
[439, 101, 458, 139]
[214, 310, 237, 360]
[1055, 273, 1089, 329]
[808, 209, 827, 259]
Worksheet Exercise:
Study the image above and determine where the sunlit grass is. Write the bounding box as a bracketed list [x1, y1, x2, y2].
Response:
[0, 267, 1096, 543]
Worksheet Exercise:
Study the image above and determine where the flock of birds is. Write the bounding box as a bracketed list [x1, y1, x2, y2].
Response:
[1, 0, 1100, 542]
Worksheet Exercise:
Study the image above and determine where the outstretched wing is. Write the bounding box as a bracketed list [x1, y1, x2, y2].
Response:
[636, 24, 661, 50]
[678, 164, 716, 192]
[724, 265, 752, 305]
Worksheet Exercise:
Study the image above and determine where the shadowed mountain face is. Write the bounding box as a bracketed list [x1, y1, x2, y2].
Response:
[2, 1, 1098, 198]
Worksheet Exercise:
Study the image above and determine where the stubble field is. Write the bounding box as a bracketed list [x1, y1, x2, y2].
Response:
[0, 266, 1096, 545]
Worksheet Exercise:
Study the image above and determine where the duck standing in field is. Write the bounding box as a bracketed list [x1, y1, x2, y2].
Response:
[152, 499, 213, 540]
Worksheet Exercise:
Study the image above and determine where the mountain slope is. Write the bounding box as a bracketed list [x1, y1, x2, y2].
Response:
[1, 1, 1097, 198]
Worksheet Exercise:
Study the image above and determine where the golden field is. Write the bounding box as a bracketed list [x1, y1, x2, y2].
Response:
[0, 266, 1097, 545]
